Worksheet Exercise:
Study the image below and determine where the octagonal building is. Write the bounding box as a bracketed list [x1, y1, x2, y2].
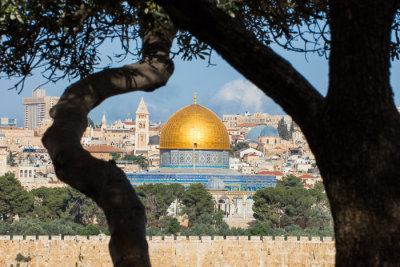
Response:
[159, 95, 230, 168]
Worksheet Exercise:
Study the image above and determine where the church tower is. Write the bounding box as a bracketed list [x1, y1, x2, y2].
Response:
[101, 112, 107, 130]
[134, 97, 149, 155]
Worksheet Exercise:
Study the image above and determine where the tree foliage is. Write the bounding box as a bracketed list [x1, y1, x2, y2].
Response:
[277, 117, 290, 140]
[0, 173, 33, 221]
[180, 212, 229, 236]
[30, 186, 106, 225]
[0, 216, 108, 236]
[87, 116, 95, 128]
[0, 0, 211, 90]
[181, 183, 214, 225]
[165, 217, 180, 234]
[289, 121, 294, 139]
[109, 152, 121, 161]
[0, 0, 357, 91]
[231, 142, 249, 152]
[15, 253, 31, 262]
[277, 174, 304, 188]
[0, 173, 333, 238]
[0, 0, 142, 87]
[122, 154, 148, 167]
[253, 175, 332, 229]
[134, 183, 184, 226]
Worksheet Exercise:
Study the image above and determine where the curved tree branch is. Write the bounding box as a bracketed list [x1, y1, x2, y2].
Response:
[42, 19, 177, 266]
[156, 0, 325, 133]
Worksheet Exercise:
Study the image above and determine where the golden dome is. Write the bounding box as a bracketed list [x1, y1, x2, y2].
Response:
[160, 104, 230, 150]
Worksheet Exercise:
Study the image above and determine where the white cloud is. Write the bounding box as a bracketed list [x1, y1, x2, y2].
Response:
[211, 79, 283, 115]
[146, 102, 169, 114]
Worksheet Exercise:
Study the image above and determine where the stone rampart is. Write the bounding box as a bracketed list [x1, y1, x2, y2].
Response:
[0, 235, 335, 266]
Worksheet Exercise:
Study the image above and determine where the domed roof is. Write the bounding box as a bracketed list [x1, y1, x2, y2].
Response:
[160, 104, 230, 150]
[260, 126, 279, 137]
[206, 177, 227, 191]
[245, 125, 278, 140]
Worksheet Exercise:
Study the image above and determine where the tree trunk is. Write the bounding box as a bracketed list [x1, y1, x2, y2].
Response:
[314, 1, 400, 265]
[42, 18, 176, 266]
[157, 0, 400, 265]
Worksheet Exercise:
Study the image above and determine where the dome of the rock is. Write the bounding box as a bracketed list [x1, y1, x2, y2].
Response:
[159, 104, 230, 150]
[159, 98, 230, 168]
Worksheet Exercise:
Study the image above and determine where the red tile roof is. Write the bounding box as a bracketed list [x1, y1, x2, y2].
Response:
[299, 174, 316, 179]
[258, 171, 283, 176]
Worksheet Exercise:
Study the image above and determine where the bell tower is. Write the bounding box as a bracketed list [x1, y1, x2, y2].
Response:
[101, 112, 107, 130]
[134, 97, 149, 155]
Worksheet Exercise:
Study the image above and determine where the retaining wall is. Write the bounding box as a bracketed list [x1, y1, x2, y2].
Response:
[0, 235, 335, 266]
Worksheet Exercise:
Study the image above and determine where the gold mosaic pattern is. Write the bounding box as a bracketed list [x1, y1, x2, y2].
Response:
[160, 104, 230, 150]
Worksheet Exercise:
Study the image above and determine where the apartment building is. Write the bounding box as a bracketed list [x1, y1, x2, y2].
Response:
[22, 89, 59, 129]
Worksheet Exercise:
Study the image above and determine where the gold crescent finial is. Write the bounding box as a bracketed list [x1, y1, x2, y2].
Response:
[194, 91, 197, 104]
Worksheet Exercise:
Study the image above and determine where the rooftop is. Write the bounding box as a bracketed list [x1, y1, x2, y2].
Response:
[85, 145, 123, 153]
[299, 174, 316, 179]
[258, 171, 283, 176]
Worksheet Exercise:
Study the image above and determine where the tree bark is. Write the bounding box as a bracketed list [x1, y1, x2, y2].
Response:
[157, 0, 400, 265]
[42, 19, 176, 266]
[319, 1, 400, 265]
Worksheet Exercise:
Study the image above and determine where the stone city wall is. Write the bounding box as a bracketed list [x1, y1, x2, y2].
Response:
[0, 235, 335, 266]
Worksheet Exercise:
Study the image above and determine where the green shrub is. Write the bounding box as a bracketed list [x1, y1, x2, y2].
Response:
[15, 253, 31, 262]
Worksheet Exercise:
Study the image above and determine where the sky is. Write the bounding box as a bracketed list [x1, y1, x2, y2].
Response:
[1, 42, 400, 126]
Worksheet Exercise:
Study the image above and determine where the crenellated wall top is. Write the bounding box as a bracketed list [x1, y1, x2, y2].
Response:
[0, 235, 334, 242]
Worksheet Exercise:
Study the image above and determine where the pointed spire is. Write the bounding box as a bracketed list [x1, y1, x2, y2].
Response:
[194, 91, 197, 104]
[101, 112, 107, 129]
[136, 96, 149, 114]
[102, 112, 106, 125]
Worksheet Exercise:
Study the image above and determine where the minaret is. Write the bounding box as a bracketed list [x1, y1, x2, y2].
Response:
[134, 97, 150, 155]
